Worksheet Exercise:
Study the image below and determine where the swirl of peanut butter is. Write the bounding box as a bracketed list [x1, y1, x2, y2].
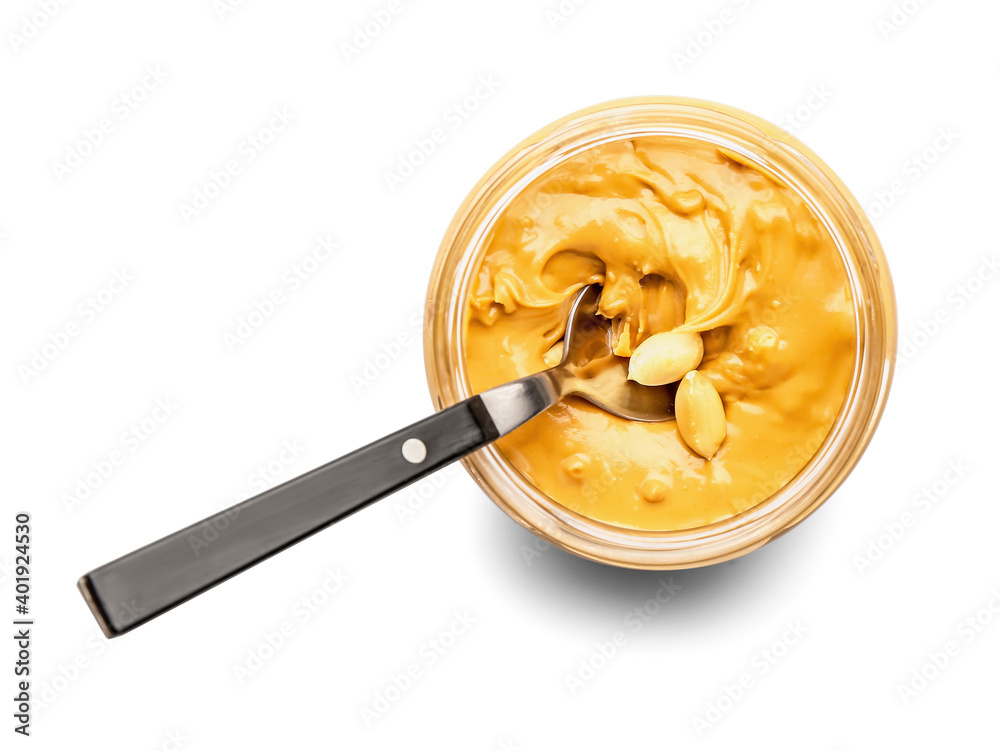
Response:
[464, 137, 854, 530]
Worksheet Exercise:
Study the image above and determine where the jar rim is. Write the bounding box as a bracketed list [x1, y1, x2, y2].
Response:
[423, 96, 897, 569]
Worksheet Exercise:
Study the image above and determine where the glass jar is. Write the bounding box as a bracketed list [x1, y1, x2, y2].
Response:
[423, 97, 896, 569]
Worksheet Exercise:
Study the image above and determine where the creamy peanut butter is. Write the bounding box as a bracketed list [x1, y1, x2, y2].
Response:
[463, 138, 855, 531]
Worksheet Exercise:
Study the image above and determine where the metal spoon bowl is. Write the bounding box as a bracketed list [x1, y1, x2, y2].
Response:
[546, 283, 675, 422]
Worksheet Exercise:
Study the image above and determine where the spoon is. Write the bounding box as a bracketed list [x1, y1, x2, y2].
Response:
[78, 284, 675, 637]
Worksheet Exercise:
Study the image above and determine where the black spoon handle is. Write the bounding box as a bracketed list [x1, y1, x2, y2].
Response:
[77, 374, 558, 638]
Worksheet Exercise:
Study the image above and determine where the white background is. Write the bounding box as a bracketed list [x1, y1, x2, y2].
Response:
[2, 0, 999, 747]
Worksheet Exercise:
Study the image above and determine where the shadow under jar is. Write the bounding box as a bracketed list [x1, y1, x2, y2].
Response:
[423, 97, 896, 570]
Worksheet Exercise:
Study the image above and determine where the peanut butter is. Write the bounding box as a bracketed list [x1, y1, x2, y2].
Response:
[463, 138, 855, 531]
